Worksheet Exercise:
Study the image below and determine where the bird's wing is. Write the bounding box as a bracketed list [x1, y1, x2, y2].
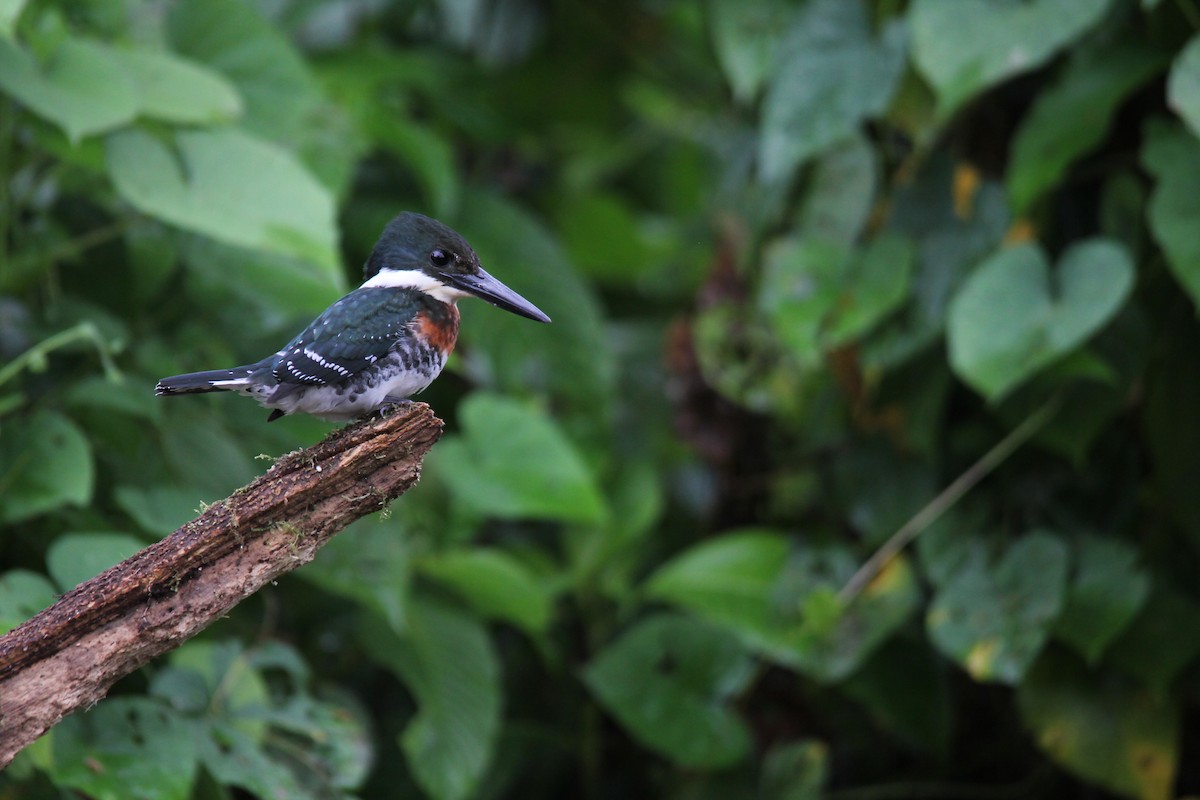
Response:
[270, 288, 423, 386]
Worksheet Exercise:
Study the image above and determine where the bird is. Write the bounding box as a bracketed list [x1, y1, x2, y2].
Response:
[155, 212, 551, 422]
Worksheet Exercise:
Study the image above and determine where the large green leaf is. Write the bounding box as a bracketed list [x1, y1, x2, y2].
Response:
[106, 127, 338, 271]
[360, 596, 501, 800]
[42, 698, 199, 800]
[1168, 33, 1200, 140]
[1008, 37, 1167, 212]
[46, 532, 144, 592]
[646, 532, 918, 681]
[797, 133, 878, 246]
[431, 393, 607, 525]
[1017, 652, 1178, 800]
[1106, 584, 1200, 695]
[708, 0, 794, 103]
[759, 233, 914, 369]
[946, 238, 1133, 401]
[0, 410, 93, 524]
[304, 517, 411, 632]
[583, 613, 755, 768]
[0, 36, 137, 141]
[1054, 536, 1149, 664]
[110, 47, 242, 125]
[166, 0, 321, 145]
[1143, 120, 1200, 309]
[0, 569, 57, 635]
[456, 192, 614, 446]
[419, 548, 553, 636]
[910, 0, 1112, 116]
[759, 0, 904, 181]
[927, 532, 1068, 684]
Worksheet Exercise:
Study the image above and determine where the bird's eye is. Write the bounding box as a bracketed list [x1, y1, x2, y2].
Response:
[429, 249, 451, 268]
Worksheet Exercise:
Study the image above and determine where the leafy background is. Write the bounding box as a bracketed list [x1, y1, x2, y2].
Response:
[2, 0, 1200, 798]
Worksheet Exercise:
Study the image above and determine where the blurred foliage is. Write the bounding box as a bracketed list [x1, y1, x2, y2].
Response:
[3, 0, 1200, 798]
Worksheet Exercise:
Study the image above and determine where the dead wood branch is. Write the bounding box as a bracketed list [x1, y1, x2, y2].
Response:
[0, 403, 443, 767]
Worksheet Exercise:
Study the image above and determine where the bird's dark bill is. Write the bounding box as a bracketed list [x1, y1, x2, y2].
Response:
[442, 268, 551, 323]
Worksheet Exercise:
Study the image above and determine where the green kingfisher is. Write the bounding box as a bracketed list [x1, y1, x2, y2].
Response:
[155, 212, 550, 422]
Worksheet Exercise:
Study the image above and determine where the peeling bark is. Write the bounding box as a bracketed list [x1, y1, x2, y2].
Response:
[0, 403, 443, 767]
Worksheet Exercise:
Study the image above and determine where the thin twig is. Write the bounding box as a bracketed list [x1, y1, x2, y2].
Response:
[837, 394, 1062, 605]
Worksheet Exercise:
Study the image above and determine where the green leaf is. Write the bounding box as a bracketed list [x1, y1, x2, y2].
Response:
[304, 517, 411, 632]
[419, 548, 553, 635]
[1054, 537, 1149, 664]
[46, 532, 144, 591]
[759, 0, 904, 181]
[910, 0, 1112, 116]
[159, 410, 256, 497]
[115, 485, 203, 535]
[708, 0, 794, 103]
[431, 393, 607, 525]
[44, 697, 199, 800]
[0, 36, 137, 141]
[761, 740, 829, 800]
[0, 569, 57, 635]
[1017, 652, 1178, 800]
[360, 596, 501, 800]
[647, 533, 918, 681]
[1168, 34, 1200, 140]
[111, 47, 242, 125]
[947, 238, 1134, 401]
[759, 233, 914, 368]
[1008, 37, 1167, 212]
[842, 637, 950, 755]
[927, 531, 1068, 684]
[456, 192, 615, 445]
[1143, 119, 1200, 310]
[166, 0, 321, 145]
[583, 613, 755, 768]
[0, 0, 24, 39]
[106, 127, 339, 271]
[798, 133, 878, 246]
[0, 410, 93, 524]
[1106, 584, 1200, 695]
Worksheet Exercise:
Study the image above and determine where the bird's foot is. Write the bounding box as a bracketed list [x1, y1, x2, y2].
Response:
[375, 397, 414, 418]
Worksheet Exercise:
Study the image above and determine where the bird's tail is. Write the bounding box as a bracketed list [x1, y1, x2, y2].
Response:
[155, 365, 259, 396]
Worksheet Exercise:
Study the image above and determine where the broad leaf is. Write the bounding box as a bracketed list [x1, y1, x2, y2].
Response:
[1106, 584, 1200, 695]
[1054, 536, 1149, 664]
[1143, 120, 1200, 310]
[419, 548, 553, 635]
[760, 0, 904, 181]
[43, 698, 200, 800]
[647, 532, 918, 681]
[583, 613, 755, 768]
[431, 393, 607, 525]
[111, 47, 242, 125]
[1009, 37, 1166, 212]
[0, 410, 93, 524]
[1168, 33, 1200, 140]
[360, 597, 501, 800]
[0, 570, 57, 635]
[910, 0, 1112, 116]
[46, 532, 144, 591]
[709, 0, 794, 103]
[106, 127, 339, 271]
[1018, 652, 1178, 800]
[947, 238, 1133, 401]
[759, 233, 914, 368]
[304, 517, 411, 632]
[0, 36, 137, 141]
[798, 133, 878, 246]
[928, 532, 1068, 684]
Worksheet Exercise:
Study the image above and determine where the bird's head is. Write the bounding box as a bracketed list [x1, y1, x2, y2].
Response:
[361, 212, 551, 323]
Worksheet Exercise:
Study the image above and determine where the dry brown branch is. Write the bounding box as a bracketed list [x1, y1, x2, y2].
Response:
[0, 403, 443, 768]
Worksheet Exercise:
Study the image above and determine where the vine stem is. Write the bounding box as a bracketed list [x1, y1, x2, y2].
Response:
[836, 394, 1062, 606]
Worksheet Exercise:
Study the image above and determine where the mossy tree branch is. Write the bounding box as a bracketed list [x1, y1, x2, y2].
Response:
[0, 403, 443, 767]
